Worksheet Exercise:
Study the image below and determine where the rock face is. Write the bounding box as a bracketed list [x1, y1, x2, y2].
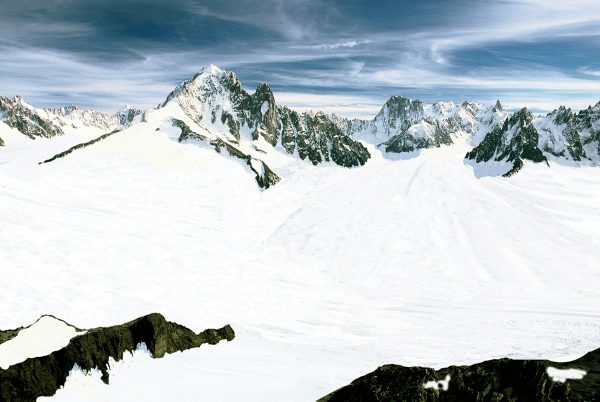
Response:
[0, 96, 64, 139]
[173, 118, 280, 189]
[115, 106, 144, 129]
[466, 108, 548, 176]
[162, 65, 370, 168]
[466, 103, 600, 176]
[0, 97, 143, 143]
[0, 313, 234, 402]
[335, 96, 508, 153]
[535, 102, 600, 161]
[320, 348, 600, 401]
[0, 327, 21, 346]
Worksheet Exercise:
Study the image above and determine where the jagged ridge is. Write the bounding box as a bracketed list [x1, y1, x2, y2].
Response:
[0, 313, 234, 402]
[0, 96, 64, 139]
[163, 65, 370, 169]
[466, 108, 549, 176]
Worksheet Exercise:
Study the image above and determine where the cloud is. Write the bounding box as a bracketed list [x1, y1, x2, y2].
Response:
[293, 40, 368, 51]
[0, 0, 599, 114]
[579, 67, 600, 77]
[273, 92, 382, 119]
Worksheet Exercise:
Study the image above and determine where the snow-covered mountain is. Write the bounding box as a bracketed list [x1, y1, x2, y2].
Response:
[333, 97, 508, 152]
[0, 96, 142, 146]
[466, 103, 600, 176]
[43, 105, 143, 132]
[158, 65, 370, 171]
[2, 65, 600, 402]
[2, 65, 599, 181]
[0, 96, 65, 140]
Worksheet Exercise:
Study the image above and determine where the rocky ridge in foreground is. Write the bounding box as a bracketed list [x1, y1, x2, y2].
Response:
[0, 313, 234, 402]
[320, 348, 600, 401]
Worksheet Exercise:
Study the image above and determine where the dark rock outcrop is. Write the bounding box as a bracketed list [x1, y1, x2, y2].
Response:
[320, 348, 600, 401]
[0, 327, 22, 346]
[576, 101, 600, 156]
[0, 313, 234, 402]
[38, 129, 121, 164]
[279, 109, 370, 167]
[173, 118, 280, 188]
[466, 108, 548, 176]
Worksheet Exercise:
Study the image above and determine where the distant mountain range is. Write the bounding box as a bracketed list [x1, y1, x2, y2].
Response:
[1, 65, 599, 185]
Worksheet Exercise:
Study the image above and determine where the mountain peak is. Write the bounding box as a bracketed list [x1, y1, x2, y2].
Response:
[192, 64, 227, 80]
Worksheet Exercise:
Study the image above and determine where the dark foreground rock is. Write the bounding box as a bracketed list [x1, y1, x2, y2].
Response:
[0, 313, 234, 402]
[319, 348, 600, 402]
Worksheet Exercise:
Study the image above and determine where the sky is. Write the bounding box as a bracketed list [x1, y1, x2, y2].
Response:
[1, 0, 599, 118]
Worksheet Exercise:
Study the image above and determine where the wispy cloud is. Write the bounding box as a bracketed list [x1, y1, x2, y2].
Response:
[579, 67, 600, 77]
[0, 0, 599, 114]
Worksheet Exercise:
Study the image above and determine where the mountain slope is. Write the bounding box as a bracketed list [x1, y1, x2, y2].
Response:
[335, 96, 508, 153]
[0, 96, 64, 139]
[467, 103, 600, 176]
[160, 65, 370, 169]
[466, 108, 548, 176]
[2, 66, 599, 182]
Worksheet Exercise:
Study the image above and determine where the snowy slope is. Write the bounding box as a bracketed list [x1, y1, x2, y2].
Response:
[0, 316, 84, 369]
[1, 66, 600, 400]
[1, 128, 599, 400]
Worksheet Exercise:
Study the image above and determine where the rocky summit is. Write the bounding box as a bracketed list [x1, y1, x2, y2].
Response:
[162, 65, 370, 169]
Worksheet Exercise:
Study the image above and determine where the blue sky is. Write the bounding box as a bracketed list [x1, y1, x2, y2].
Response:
[1, 0, 599, 117]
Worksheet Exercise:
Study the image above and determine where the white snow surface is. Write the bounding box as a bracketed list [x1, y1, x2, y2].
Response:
[0, 316, 83, 369]
[424, 375, 451, 391]
[546, 367, 587, 383]
[0, 123, 599, 400]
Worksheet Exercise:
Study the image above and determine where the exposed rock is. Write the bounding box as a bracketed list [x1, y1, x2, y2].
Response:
[334, 96, 507, 153]
[173, 118, 280, 188]
[114, 106, 144, 129]
[576, 101, 600, 158]
[536, 106, 586, 161]
[383, 118, 453, 153]
[320, 348, 600, 401]
[466, 108, 548, 176]
[0, 327, 21, 346]
[39, 129, 121, 165]
[162, 65, 370, 169]
[0, 96, 64, 139]
[0, 313, 234, 401]
[0, 136, 4, 146]
[280, 109, 370, 167]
